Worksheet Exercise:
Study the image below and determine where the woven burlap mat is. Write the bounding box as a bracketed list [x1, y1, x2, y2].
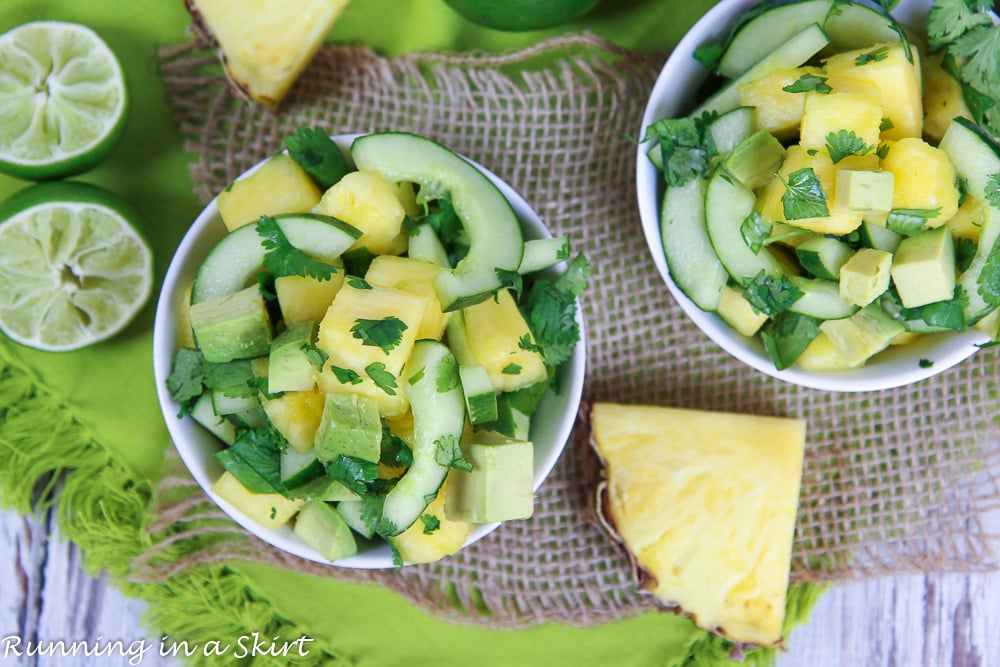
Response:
[139, 33, 1000, 628]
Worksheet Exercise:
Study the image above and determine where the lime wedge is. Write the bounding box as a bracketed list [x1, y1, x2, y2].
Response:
[0, 182, 153, 351]
[0, 21, 128, 180]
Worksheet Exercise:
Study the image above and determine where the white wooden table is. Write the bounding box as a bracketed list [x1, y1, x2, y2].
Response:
[2, 508, 998, 666]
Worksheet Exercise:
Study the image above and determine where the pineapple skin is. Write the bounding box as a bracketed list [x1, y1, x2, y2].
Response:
[590, 402, 806, 648]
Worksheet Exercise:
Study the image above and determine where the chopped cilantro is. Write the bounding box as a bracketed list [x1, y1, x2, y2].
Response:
[855, 46, 890, 66]
[215, 426, 286, 495]
[301, 343, 329, 371]
[782, 73, 832, 94]
[978, 236, 1000, 307]
[166, 347, 205, 416]
[825, 129, 875, 164]
[257, 216, 339, 282]
[949, 24, 1000, 100]
[957, 237, 978, 272]
[283, 127, 350, 188]
[407, 366, 425, 386]
[886, 208, 941, 236]
[496, 269, 524, 300]
[434, 435, 472, 472]
[693, 43, 724, 68]
[522, 254, 590, 367]
[880, 117, 895, 132]
[517, 333, 543, 354]
[348, 277, 372, 290]
[781, 168, 830, 220]
[270, 506, 277, 520]
[876, 144, 890, 159]
[201, 359, 258, 398]
[380, 420, 413, 468]
[740, 211, 772, 254]
[502, 363, 522, 375]
[326, 454, 379, 496]
[898, 286, 968, 331]
[351, 316, 408, 354]
[437, 354, 460, 393]
[919, 358, 935, 369]
[420, 514, 441, 535]
[643, 115, 717, 187]
[360, 494, 386, 536]
[986, 173, 1000, 209]
[331, 365, 363, 385]
[365, 362, 398, 395]
[742, 271, 803, 316]
[927, 0, 994, 50]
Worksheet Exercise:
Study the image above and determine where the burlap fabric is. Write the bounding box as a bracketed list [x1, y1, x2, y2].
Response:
[139, 34, 1000, 627]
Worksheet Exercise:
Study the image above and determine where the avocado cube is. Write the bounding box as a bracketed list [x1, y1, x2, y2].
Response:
[268, 320, 317, 393]
[190, 286, 273, 363]
[445, 435, 534, 523]
[293, 500, 358, 562]
[313, 392, 382, 464]
[819, 303, 905, 367]
[839, 248, 893, 307]
[717, 284, 768, 337]
[834, 169, 894, 215]
[723, 129, 787, 190]
[890, 227, 956, 309]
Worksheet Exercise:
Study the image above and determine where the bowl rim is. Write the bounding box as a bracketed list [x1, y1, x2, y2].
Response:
[634, 0, 991, 393]
[152, 132, 587, 569]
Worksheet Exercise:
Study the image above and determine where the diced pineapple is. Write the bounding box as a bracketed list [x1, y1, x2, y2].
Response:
[178, 283, 196, 348]
[390, 476, 473, 565]
[314, 280, 427, 417]
[212, 471, 304, 529]
[364, 255, 450, 340]
[922, 51, 972, 145]
[946, 195, 985, 243]
[717, 284, 768, 337]
[260, 387, 325, 454]
[316, 170, 408, 256]
[215, 153, 322, 231]
[799, 78, 883, 153]
[880, 138, 960, 227]
[275, 269, 345, 325]
[188, 0, 350, 107]
[796, 331, 855, 370]
[591, 403, 806, 648]
[823, 42, 922, 141]
[738, 67, 820, 139]
[461, 289, 548, 393]
[393, 181, 421, 216]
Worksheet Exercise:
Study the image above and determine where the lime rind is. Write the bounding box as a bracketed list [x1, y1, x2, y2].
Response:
[0, 21, 128, 180]
[0, 183, 153, 351]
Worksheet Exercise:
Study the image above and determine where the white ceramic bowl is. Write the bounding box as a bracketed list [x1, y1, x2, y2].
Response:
[636, 0, 992, 392]
[153, 134, 587, 568]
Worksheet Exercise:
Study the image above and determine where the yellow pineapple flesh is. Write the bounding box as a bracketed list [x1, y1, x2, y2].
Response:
[260, 387, 326, 454]
[390, 475, 473, 564]
[275, 270, 345, 325]
[461, 288, 548, 392]
[187, 0, 350, 108]
[315, 170, 409, 256]
[216, 153, 321, 231]
[364, 255, 450, 340]
[590, 403, 806, 648]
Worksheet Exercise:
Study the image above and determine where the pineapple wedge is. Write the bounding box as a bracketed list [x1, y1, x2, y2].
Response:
[187, 0, 350, 108]
[590, 403, 806, 648]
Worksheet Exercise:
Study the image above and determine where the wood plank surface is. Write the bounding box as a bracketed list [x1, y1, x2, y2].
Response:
[1, 507, 998, 666]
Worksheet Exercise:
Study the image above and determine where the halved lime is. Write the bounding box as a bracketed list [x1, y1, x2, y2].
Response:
[0, 182, 153, 351]
[0, 21, 129, 180]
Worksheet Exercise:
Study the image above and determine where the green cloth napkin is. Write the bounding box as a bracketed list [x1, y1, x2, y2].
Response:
[0, 1, 823, 665]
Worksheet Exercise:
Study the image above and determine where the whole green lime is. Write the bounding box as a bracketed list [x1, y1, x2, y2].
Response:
[443, 0, 601, 31]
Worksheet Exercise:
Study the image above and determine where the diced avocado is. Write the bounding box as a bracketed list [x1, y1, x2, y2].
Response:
[268, 320, 317, 394]
[204, 358, 259, 416]
[211, 471, 303, 529]
[446, 434, 534, 523]
[313, 392, 382, 464]
[717, 284, 769, 337]
[336, 499, 375, 539]
[293, 500, 358, 561]
[723, 129, 787, 190]
[759, 311, 822, 370]
[819, 303, 905, 366]
[189, 392, 237, 445]
[190, 285, 273, 363]
[795, 236, 855, 281]
[857, 219, 902, 252]
[834, 169, 894, 215]
[286, 472, 360, 502]
[459, 363, 498, 425]
[890, 226, 956, 309]
[839, 248, 892, 307]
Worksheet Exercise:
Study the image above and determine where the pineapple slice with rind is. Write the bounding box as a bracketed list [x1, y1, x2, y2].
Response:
[187, 0, 350, 108]
[590, 402, 806, 648]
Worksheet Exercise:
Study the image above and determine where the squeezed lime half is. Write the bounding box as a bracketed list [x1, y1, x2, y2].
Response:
[0, 21, 129, 180]
[0, 182, 153, 351]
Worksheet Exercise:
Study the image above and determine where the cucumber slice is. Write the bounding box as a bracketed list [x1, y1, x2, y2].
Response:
[787, 276, 858, 320]
[693, 23, 830, 117]
[880, 289, 953, 334]
[823, 1, 904, 51]
[647, 106, 756, 170]
[407, 224, 450, 267]
[459, 363, 499, 425]
[280, 447, 324, 488]
[189, 392, 237, 445]
[718, 0, 831, 79]
[191, 213, 361, 304]
[660, 176, 728, 311]
[379, 340, 466, 536]
[858, 219, 903, 253]
[337, 500, 375, 540]
[705, 169, 784, 285]
[938, 118, 1000, 323]
[518, 235, 570, 274]
[795, 235, 854, 280]
[351, 132, 524, 311]
[211, 388, 258, 416]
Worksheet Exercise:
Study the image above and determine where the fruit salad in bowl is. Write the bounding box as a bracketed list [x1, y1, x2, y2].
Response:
[636, 0, 1000, 391]
[153, 130, 587, 568]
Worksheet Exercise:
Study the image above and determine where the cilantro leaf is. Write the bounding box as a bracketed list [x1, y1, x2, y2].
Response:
[643, 116, 717, 187]
[781, 168, 830, 219]
[166, 347, 205, 416]
[740, 211, 772, 254]
[742, 271, 803, 316]
[517, 333, 543, 354]
[436, 354, 460, 394]
[351, 316, 408, 354]
[201, 359, 258, 398]
[825, 129, 875, 164]
[360, 494, 386, 536]
[978, 236, 1000, 307]
[897, 286, 968, 330]
[216, 426, 286, 495]
[693, 42, 724, 68]
[257, 216, 339, 282]
[782, 73, 832, 94]
[957, 237, 978, 272]
[420, 514, 441, 535]
[330, 365, 363, 385]
[986, 173, 1000, 209]
[380, 420, 413, 468]
[502, 363, 522, 375]
[952, 24, 1000, 100]
[927, 0, 994, 50]
[496, 269, 524, 300]
[326, 454, 379, 496]
[347, 277, 372, 290]
[886, 208, 941, 236]
[855, 46, 890, 66]
[301, 343, 329, 371]
[365, 362, 398, 395]
[522, 254, 590, 367]
[434, 435, 472, 472]
[283, 127, 350, 188]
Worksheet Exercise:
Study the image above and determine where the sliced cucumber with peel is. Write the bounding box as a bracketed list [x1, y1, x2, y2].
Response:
[787, 276, 858, 320]
[647, 106, 756, 170]
[705, 169, 784, 285]
[717, 0, 831, 78]
[660, 176, 728, 311]
[351, 132, 524, 311]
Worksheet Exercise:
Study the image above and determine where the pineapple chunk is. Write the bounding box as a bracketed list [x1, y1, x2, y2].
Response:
[389, 476, 473, 565]
[316, 170, 408, 256]
[796, 331, 855, 370]
[216, 153, 321, 231]
[799, 78, 883, 154]
[823, 42, 922, 141]
[178, 283, 196, 348]
[738, 67, 820, 139]
[261, 387, 325, 454]
[922, 51, 972, 145]
[461, 289, 548, 393]
[212, 471, 303, 529]
[188, 0, 350, 107]
[591, 403, 806, 648]
[275, 270, 345, 325]
[364, 255, 450, 340]
[315, 280, 427, 417]
[880, 138, 960, 228]
[946, 195, 985, 244]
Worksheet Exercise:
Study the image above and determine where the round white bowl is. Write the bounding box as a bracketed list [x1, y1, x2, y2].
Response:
[153, 134, 587, 568]
[636, 0, 992, 392]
